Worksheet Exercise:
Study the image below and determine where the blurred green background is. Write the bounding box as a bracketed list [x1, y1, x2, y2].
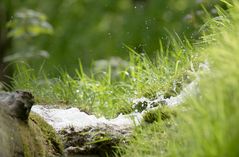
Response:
[1, 0, 220, 77]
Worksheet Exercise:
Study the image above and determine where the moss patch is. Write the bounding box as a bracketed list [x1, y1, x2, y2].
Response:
[29, 113, 64, 156]
[0, 109, 25, 157]
[143, 106, 177, 123]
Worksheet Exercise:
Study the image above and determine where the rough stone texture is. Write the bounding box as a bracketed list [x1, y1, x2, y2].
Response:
[60, 124, 131, 156]
[0, 91, 34, 120]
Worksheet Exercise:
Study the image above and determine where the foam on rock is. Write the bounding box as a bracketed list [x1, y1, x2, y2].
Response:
[31, 105, 141, 132]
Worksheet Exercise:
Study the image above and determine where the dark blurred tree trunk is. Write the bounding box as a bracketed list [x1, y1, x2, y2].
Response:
[0, 0, 13, 88]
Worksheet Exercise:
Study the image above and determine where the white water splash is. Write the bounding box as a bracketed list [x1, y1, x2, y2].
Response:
[32, 105, 142, 132]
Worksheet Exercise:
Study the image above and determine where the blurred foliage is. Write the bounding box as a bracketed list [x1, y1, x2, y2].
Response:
[7, 9, 53, 38]
[4, 9, 52, 62]
[4, 0, 222, 74]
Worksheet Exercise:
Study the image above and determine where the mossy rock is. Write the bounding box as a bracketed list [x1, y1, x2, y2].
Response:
[143, 109, 162, 123]
[0, 109, 24, 157]
[0, 109, 63, 157]
[29, 113, 64, 156]
[143, 107, 177, 123]
[60, 125, 130, 156]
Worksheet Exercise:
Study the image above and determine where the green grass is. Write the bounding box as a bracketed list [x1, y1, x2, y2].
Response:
[12, 39, 201, 118]
[10, 1, 239, 157]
